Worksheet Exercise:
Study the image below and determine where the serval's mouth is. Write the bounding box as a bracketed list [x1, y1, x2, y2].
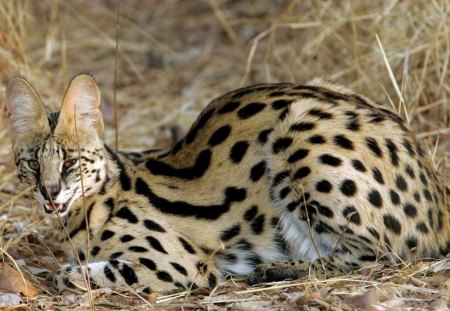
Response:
[44, 202, 69, 214]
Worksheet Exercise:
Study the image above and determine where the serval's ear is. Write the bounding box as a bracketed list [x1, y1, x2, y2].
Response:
[55, 74, 104, 138]
[5, 77, 50, 145]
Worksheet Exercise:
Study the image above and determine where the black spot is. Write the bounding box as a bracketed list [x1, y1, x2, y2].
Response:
[144, 219, 166, 233]
[390, 190, 400, 205]
[368, 113, 385, 123]
[416, 222, 429, 234]
[345, 111, 359, 118]
[355, 255, 374, 263]
[316, 180, 332, 193]
[286, 199, 301, 212]
[119, 264, 138, 285]
[319, 154, 342, 166]
[156, 271, 173, 282]
[104, 266, 116, 283]
[269, 91, 286, 97]
[109, 259, 120, 268]
[77, 251, 85, 261]
[251, 214, 265, 234]
[237, 102, 266, 119]
[288, 149, 309, 163]
[293, 166, 311, 180]
[244, 205, 258, 222]
[136, 178, 246, 220]
[365, 137, 383, 157]
[221, 224, 241, 241]
[170, 262, 188, 276]
[270, 217, 280, 227]
[384, 139, 399, 166]
[116, 206, 138, 224]
[334, 135, 354, 150]
[278, 109, 289, 121]
[342, 205, 361, 225]
[174, 282, 184, 289]
[279, 187, 291, 199]
[186, 109, 215, 144]
[413, 191, 421, 203]
[383, 214, 402, 235]
[110, 252, 123, 260]
[352, 159, 366, 172]
[139, 258, 156, 270]
[419, 173, 428, 186]
[273, 170, 289, 187]
[317, 205, 334, 218]
[208, 273, 217, 288]
[367, 227, 380, 239]
[221, 253, 238, 263]
[120, 235, 135, 242]
[91, 246, 100, 257]
[230, 141, 249, 164]
[340, 179, 357, 196]
[129, 246, 148, 253]
[402, 139, 416, 156]
[290, 122, 315, 132]
[308, 135, 326, 144]
[250, 161, 266, 182]
[315, 221, 336, 234]
[273, 137, 293, 154]
[346, 120, 360, 131]
[403, 203, 417, 218]
[146, 236, 168, 254]
[247, 253, 263, 266]
[257, 129, 272, 144]
[179, 237, 196, 254]
[372, 168, 384, 184]
[235, 239, 253, 251]
[368, 189, 383, 208]
[406, 236, 417, 249]
[405, 165, 415, 179]
[437, 210, 444, 231]
[101, 230, 115, 241]
[423, 189, 433, 202]
[208, 125, 231, 146]
[428, 208, 434, 228]
[146, 149, 211, 180]
[218, 101, 240, 114]
[396, 175, 408, 192]
[308, 108, 333, 119]
[272, 99, 292, 110]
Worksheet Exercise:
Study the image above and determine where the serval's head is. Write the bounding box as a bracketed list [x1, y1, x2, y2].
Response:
[6, 74, 107, 216]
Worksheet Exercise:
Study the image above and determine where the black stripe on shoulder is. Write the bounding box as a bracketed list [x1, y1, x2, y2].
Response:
[135, 177, 246, 220]
[146, 149, 211, 180]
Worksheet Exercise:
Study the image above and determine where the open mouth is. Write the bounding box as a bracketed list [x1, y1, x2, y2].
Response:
[44, 203, 69, 214]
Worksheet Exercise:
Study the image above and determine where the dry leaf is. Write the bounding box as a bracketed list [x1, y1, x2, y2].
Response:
[346, 290, 381, 310]
[0, 264, 39, 297]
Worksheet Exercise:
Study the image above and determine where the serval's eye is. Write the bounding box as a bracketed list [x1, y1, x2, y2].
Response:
[63, 159, 77, 169]
[28, 160, 40, 170]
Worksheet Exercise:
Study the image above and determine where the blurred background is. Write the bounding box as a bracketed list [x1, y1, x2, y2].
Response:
[0, 1, 448, 152]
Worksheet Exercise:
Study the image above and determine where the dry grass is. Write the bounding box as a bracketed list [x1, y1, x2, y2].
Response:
[0, 0, 449, 309]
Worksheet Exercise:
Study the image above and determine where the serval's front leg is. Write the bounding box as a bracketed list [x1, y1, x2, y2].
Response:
[55, 231, 221, 293]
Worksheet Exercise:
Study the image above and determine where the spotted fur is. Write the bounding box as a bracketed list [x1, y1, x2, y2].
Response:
[6, 75, 449, 292]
